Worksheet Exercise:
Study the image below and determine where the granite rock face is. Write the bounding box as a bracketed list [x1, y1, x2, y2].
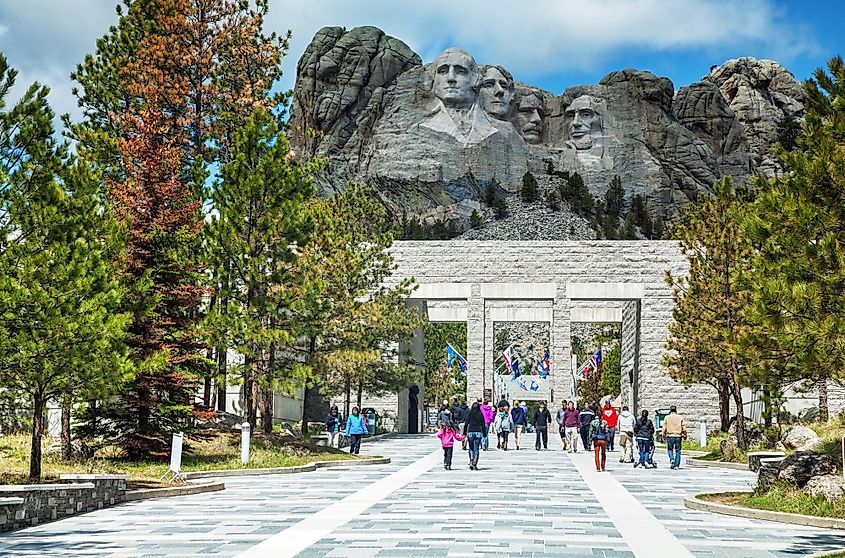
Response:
[289, 28, 804, 233]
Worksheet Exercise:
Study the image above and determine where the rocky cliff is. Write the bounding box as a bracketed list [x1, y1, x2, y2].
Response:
[289, 26, 804, 237]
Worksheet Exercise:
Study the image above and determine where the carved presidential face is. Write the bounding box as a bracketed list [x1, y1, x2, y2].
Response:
[479, 67, 513, 119]
[515, 93, 545, 144]
[565, 95, 602, 149]
[432, 49, 479, 107]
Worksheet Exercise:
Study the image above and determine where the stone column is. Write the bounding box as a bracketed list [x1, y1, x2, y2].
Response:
[551, 284, 571, 404]
[397, 300, 426, 433]
[466, 284, 485, 402]
[620, 300, 640, 412]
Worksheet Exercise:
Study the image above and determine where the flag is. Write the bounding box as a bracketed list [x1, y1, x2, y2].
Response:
[501, 346, 513, 370]
[537, 346, 550, 378]
[511, 356, 521, 379]
[588, 348, 602, 372]
[447, 344, 468, 376]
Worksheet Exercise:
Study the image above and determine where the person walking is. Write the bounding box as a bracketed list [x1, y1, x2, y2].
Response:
[493, 405, 515, 450]
[462, 402, 486, 470]
[601, 400, 619, 452]
[438, 401, 454, 428]
[662, 405, 687, 469]
[634, 409, 656, 468]
[510, 399, 527, 450]
[556, 401, 569, 451]
[590, 414, 610, 472]
[480, 400, 496, 451]
[345, 406, 368, 455]
[325, 405, 343, 449]
[578, 404, 596, 451]
[563, 401, 580, 453]
[437, 423, 465, 470]
[534, 400, 552, 450]
[617, 405, 635, 463]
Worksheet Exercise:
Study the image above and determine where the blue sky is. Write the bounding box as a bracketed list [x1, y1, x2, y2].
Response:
[0, 0, 843, 122]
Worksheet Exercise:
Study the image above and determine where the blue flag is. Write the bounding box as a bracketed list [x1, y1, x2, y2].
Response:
[447, 344, 467, 376]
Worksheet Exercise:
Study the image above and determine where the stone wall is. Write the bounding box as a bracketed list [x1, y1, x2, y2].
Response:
[0, 474, 126, 532]
[381, 240, 721, 425]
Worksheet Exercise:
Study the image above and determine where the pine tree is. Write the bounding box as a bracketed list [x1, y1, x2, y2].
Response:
[0, 59, 130, 478]
[664, 177, 754, 444]
[205, 109, 317, 429]
[469, 209, 483, 228]
[604, 175, 625, 221]
[521, 171, 539, 202]
[742, 55, 845, 422]
[545, 190, 561, 211]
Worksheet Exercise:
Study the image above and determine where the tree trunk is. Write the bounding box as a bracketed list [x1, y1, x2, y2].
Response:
[344, 375, 351, 418]
[717, 378, 731, 432]
[301, 336, 317, 440]
[762, 385, 773, 428]
[30, 392, 46, 480]
[202, 374, 212, 408]
[61, 399, 72, 460]
[216, 342, 227, 412]
[818, 378, 829, 422]
[244, 354, 257, 428]
[261, 343, 275, 434]
[730, 374, 746, 450]
[356, 380, 363, 410]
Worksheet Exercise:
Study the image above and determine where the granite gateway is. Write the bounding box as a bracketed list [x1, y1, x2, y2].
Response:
[289, 26, 804, 231]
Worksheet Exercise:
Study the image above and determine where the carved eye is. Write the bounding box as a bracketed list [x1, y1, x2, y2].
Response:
[455, 67, 467, 75]
[482, 80, 495, 88]
[436, 65, 449, 74]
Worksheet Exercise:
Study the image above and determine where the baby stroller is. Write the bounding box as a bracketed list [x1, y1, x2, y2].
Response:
[644, 439, 657, 468]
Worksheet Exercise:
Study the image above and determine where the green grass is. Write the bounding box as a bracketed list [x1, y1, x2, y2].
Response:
[682, 432, 726, 453]
[701, 483, 845, 519]
[0, 432, 359, 486]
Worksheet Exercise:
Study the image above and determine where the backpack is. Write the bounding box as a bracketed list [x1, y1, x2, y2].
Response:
[591, 418, 609, 441]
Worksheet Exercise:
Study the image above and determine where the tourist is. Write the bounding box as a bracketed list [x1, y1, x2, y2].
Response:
[534, 400, 552, 450]
[438, 401, 454, 428]
[452, 398, 466, 430]
[662, 404, 687, 469]
[493, 405, 514, 450]
[555, 400, 568, 450]
[463, 402, 486, 470]
[510, 399, 527, 450]
[601, 400, 619, 451]
[578, 404, 596, 450]
[618, 405, 635, 463]
[345, 406, 368, 455]
[437, 422, 465, 470]
[480, 399, 496, 450]
[634, 409, 656, 468]
[563, 401, 580, 453]
[590, 413, 610, 471]
[325, 405, 343, 449]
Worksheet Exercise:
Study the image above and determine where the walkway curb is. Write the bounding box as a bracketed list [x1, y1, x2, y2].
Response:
[807, 550, 845, 557]
[125, 481, 225, 501]
[686, 458, 749, 471]
[182, 456, 391, 480]
[684, 493, 845, 531]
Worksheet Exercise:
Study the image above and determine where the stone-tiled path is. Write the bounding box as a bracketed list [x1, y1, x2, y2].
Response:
[0, 435, 842, 557]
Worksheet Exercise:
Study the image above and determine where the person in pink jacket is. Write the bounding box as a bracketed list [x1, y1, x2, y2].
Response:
[480, 400, 496, 450]
[437, 424, 465, 470]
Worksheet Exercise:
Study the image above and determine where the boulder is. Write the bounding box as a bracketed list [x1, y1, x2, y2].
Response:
[804, 475, 845, 502]
[757, 462, 781, 492]
[776, 451, 835, 487]
[782, 425, 820, 451]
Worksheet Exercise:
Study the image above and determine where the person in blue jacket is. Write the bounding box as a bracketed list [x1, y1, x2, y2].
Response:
[345, 406, 368, 454]
[510, 399, 528, 450]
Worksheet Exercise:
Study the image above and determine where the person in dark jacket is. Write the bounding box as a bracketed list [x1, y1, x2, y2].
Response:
[325, 405, 343, 449]
[462, 402, 486, 470]
[510, 399, 527, 450]
[578, 405, 596, 450]
[634, 409, 656, 468]
[534, 400, 552, 450]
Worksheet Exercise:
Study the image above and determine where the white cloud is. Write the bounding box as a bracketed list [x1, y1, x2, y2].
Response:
[0, 0, 818, 129]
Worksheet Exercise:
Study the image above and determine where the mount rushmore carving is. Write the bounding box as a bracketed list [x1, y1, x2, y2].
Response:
[289, 26, 805, 230]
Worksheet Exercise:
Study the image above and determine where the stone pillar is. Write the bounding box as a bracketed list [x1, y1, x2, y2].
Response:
[466, 284, 485, 402]
[620, 300, 640, 412]
[551, 285, 571, 404]
[398, 301, 426, 433]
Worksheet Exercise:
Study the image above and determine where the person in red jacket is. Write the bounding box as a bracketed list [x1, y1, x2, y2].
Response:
[601, 400, 619, 452]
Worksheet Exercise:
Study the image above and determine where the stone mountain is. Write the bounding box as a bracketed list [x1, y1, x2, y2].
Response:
[289, 26, 804, 237]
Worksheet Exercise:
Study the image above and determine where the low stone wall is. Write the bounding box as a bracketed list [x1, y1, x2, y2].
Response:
[0, 474, 126, 532]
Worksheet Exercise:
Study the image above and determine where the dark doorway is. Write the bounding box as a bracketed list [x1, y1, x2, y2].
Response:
[408, 385, 420, 434]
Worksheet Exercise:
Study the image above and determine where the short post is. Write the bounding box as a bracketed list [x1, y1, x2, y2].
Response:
[699, 416, 707, 448]
[241, 422, 251, 464]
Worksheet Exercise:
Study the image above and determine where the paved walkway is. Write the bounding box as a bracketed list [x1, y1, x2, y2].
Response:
[0, 435, 842, 557]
